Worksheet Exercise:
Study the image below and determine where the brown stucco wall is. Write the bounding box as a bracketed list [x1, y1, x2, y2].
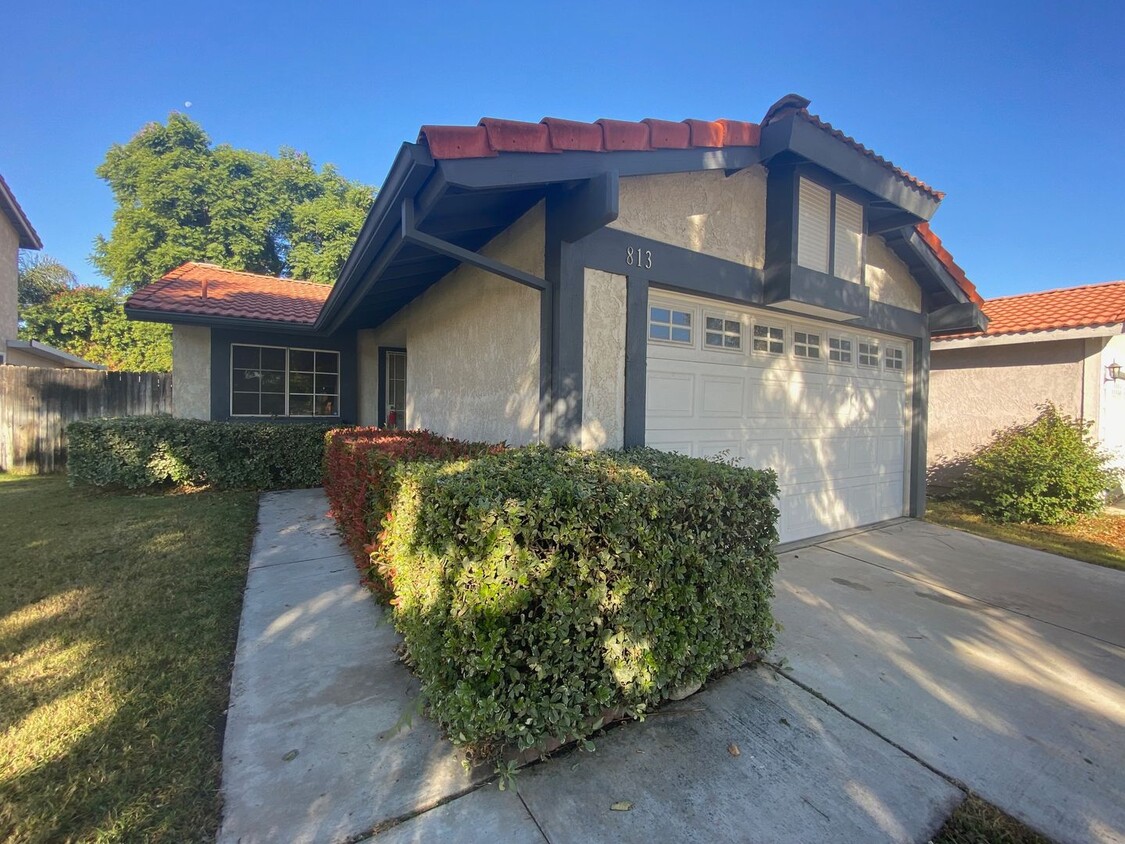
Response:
[928, 339, 1087, 488]
[0, 215, 19, 355]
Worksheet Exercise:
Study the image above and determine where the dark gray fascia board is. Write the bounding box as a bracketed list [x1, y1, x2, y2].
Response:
[436, 146, 761, 190]
[892, 226, 974, 307]
[124, 307, 322, 335]
[929, 301, 988, 335]
[764, 265, 871, 320]
[760, 114, 940, 222]
[315, 143, 436, 332]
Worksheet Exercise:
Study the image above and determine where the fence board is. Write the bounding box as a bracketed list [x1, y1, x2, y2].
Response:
[0, 366, 172, 473]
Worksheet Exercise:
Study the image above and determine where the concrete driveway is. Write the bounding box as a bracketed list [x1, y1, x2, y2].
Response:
[773, 519, 1125, 844]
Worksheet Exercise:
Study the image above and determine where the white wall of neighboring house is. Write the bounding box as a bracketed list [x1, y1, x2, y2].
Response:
[0, 213, 19, 355]
[1101, 333, 1125, 489]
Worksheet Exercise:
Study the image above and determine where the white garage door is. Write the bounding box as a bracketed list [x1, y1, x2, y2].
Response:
[645, 292, 912, 543]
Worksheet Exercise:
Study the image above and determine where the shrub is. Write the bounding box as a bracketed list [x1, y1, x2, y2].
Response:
[956, 403, 1119, 525]
[379, 446, 780, 757]
[68, 416, 332, 490]
[322, 427, 496, 590]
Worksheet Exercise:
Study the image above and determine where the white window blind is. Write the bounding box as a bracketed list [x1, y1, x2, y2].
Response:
[797, 177, 831, 274]
[833, 194, 864, 283]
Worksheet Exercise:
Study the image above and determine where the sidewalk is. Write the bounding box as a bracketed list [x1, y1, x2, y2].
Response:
[219, 489, 962, 843]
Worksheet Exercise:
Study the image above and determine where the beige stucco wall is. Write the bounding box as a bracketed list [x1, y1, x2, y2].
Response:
[581, 269, 627, 450]
[928, 339, 1086, 486]
[172, 325, 211, 419]
[356, 329, 379, 426]
[0, 216, 19, 354]
[866, 235, 922, 312]
[5, 347, 68, 368]
[610, 167, 767, 269]
[366, 202, 543, 445]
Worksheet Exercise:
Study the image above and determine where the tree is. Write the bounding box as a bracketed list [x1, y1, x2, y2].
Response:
[92, 114, 375, 293]
[19, 287, 172, 371]
[17, 253, 77, 307]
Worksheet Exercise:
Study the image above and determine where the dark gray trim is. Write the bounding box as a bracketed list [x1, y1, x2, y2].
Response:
[893, 227, 974, 306]
[760, 114, 939, 221]
[909, 331, 930, 517]
[866, 211, 920, 234]
[765, 264, 871, 319]
[437, 146, 761, 191]
[209, 327, 358, 424]
[554, 171, 620, 243]
[377, 346, 406, 428]
[929, 301, 988, 335]
[400, 198, 547, 291]
[623, 275, 648, 448]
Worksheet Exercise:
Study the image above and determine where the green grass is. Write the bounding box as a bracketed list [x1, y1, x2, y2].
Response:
[926, 499, 1125, 572]
[0, 473, 258, 842]
[932, 795, 1052, 844]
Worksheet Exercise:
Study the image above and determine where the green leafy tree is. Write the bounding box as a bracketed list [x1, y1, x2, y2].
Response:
[92, 114, 375, 292]
[17, 253, 77, 307]
[19, 287, 172, 371]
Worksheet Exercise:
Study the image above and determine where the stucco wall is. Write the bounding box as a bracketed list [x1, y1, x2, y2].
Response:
[866, 235, 922, 312]
[172, 325, 211, 419]
[610, 168, 767, 268]
[928, 339, 1086, 486]
[357, 329, 379, 426]
[581, 269, 627, 449]
[0, 216, 19, 353]
[371, 202, 543, 445]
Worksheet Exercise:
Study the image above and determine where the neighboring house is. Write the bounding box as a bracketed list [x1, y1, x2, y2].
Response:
[125, 94, 984, 543]
[0, 173, 101, 369]
[930, 280, 1125, 493]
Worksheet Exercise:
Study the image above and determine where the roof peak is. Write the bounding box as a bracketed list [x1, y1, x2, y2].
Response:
[166, 261, 330, 288]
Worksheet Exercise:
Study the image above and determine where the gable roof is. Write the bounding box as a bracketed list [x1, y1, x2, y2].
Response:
[935, 280, 1125, 342]
[125, 262, 331, 326]
[0, 173, 43, 250]
[914, 223, 983, 305]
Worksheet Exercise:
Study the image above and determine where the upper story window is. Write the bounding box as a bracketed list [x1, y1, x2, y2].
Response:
[797, 177, 864, 284]
[649, 306, 693, 344]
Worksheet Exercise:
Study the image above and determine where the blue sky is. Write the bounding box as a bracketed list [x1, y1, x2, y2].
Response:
[3, 0, 1122, 299]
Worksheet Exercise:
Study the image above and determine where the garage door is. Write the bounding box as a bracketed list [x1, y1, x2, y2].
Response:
[645, 292, 912, 543]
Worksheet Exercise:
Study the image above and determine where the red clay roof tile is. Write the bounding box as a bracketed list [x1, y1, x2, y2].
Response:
[915, 223, 983, 305]
[125, 262, 331, 325]
[541, 117, 605, 152]
[936, 280, 1125, 341]
[596, 118, 652, 150]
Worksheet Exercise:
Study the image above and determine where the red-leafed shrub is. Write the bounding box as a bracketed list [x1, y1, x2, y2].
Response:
[322, 427, 496, 593]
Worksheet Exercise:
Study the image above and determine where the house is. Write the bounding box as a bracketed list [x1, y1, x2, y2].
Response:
[1, 173, 101, 369]
[929, 280, 1125, 493]
[124, 94, 985, 543]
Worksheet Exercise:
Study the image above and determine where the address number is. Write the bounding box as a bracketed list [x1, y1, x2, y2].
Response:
[626, 246, 653, 269]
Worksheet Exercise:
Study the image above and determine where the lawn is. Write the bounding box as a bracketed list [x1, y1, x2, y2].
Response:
[926, 499, 1125, 572]
[932, 795, 1051, 844]
[0, 474, 258, 842]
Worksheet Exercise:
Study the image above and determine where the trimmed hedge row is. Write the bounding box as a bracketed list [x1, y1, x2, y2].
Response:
[67, 416, 333, 490]
[322, 427, 497, 591]
[377, 446, 780, 757]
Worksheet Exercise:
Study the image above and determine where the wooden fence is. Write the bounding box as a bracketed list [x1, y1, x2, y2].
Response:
[0, 366, 172, 473]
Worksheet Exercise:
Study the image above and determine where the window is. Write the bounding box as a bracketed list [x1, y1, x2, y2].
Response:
[649, 306, 692, 344]
[858, 341, 880, 369]
[793, 330, 821, 359]
[828, 335, 853, 364]
[885, 346, 905, 372]
[705, 315, 741, 350]
[797, 176, 865, 284]
[231, 344, 340, 417]
[753, 323, 785, 355]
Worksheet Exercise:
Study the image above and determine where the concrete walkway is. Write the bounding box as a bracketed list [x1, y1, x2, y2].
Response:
[220, 489, 964, 843]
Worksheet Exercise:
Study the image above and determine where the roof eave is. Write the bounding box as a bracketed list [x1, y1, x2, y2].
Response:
[934, 323, 1125, 349]
[0, 176, 43, 250]
[124, 306, 322, 334]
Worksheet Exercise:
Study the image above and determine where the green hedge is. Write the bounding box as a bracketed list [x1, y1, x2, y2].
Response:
[68, 416, 333, 490]
[378, 446, 780, 757]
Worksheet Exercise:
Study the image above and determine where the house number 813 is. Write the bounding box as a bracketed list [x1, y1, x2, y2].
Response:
[626, 246, 653, 269]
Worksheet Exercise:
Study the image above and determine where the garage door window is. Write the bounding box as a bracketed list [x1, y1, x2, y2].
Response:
[705, 316, 742, 350]
[885, 346, 905, 372]
[828, 335, 853, 364]
[793, 331, 821, 359]
[752, 323, 785, 355]
[650, 306, 693, 344]
[858, 341, 880, 369]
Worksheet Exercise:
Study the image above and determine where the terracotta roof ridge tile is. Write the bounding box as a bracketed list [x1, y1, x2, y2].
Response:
[165, 261, 331, 287]
[984, 279, 1125, 303]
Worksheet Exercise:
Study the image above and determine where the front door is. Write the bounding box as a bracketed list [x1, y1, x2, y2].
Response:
[383, 349, 407, 429]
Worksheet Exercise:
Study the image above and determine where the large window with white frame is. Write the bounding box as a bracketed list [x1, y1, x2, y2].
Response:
[231, 344, 340, 417]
